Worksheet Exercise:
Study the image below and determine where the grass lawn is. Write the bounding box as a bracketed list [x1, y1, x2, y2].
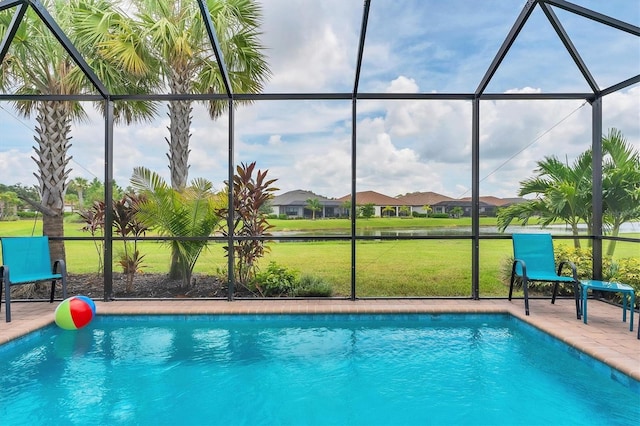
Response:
[1, 217, 638, 297]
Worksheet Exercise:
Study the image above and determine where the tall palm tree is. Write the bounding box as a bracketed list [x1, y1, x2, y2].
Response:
[601, 128, 640, 256]
[0, 0, 156, 261]
[117, 0, 270, 278]
[126, 0, 270, 191]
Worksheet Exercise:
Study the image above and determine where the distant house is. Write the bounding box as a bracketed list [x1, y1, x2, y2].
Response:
[270, 190, 343, 219]
[273, 189, 527, 219]
[437, 196, 527, 217]
[395, 191, 455, 215]
[431, 199, 495, 217]
[337, 190, 406, 217]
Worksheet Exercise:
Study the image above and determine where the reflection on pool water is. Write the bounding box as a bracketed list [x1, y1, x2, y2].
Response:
[0, 314, 638, 425]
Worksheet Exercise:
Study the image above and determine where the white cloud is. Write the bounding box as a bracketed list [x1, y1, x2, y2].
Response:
[0, 149, 36, 187]
[1, 1, 638, 203]
[259, 0, 360, 92]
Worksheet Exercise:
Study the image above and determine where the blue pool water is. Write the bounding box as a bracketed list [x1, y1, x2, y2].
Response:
[0, 314, 638, 425]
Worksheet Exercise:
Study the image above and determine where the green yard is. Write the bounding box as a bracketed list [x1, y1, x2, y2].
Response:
[1, 217, 638, 297]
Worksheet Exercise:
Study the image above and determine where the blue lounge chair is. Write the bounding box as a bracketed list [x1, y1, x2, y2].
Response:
[0, 236, 67, 322]
[509, 233, 580, 318]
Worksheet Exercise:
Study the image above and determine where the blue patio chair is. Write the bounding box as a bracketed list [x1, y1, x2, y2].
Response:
[0, 236, 67, 322]
[509, 233, 580, 318]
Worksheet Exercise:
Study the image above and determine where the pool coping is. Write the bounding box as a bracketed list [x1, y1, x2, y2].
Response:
[1, 298, 638, 381]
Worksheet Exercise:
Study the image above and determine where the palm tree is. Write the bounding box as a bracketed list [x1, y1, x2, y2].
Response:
[115, 0, 270, 279]
[123, 0, 271, 191]
[498, 153, 592, 248]
[306, 198, 322, 220]
[130, 167, 225, 288]
[0, 0, 156, 261]
[601, 128, 640, 256]
[498, 151, 592, 248]
[70, 177, 89, 208]
[450, 206, 464, 219]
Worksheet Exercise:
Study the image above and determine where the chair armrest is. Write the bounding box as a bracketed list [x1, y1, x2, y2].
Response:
[512, 258, 527, 278]
[53, 259, 67, 276]
[557, 260, 578, 281]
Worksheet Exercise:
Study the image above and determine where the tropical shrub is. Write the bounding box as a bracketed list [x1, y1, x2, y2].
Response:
[112, 194, 149, 292]
[78, 200, 106, 276]
[253, 261, 296, 297]
[294, 275, 333, 297]
[131, 167, 225, 288]
[219, 162, 278, 291]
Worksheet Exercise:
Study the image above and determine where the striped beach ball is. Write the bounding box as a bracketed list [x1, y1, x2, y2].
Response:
[55, 296, 96, 330]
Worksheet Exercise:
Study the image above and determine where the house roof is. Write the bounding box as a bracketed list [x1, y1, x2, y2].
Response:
[337, 190, 404, 206]
[395, 191, 454, 206]
[272, 190, 341, 206]
[277, 189, 528, 208]
[433, 199, 494, 207]
[458, 196, 527, 206]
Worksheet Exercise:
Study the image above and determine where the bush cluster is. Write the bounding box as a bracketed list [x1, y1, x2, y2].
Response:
[253, 261, 332, 297]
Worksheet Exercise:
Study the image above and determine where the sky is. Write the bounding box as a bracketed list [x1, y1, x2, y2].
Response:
[0, 0, 639, 200]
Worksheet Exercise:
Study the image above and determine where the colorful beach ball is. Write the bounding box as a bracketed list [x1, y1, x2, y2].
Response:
[55, 296, 96, 330]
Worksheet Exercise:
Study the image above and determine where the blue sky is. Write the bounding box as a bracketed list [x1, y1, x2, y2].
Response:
[1, 0, 639, 199]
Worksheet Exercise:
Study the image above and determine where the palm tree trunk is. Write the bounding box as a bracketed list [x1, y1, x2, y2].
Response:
[42, 212, 66, 263]
[570, 221, 581, 248]
[33, 101, 71, 262]
[167, 71, 193, 280]
[606, 219, 622, 257]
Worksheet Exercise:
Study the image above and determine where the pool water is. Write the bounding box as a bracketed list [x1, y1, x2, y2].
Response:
[0, 314, 638, 425]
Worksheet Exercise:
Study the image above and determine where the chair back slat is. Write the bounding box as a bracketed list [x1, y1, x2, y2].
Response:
[1, 236, 53, 278]
[512, 233, 557, 276]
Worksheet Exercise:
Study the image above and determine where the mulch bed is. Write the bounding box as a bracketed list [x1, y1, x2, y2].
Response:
[11, 273, 256, 300]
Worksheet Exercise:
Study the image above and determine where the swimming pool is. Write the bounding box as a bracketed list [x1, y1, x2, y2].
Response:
[0, 314, 638, 425]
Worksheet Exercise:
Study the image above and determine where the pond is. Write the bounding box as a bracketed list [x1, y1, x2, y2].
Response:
[271, 222, 640, 238]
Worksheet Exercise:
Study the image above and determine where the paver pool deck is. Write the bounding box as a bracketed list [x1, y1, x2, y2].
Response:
[1, 298, 638, 381]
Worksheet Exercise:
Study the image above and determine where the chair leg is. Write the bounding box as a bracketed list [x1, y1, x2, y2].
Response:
[551, 281, 559, 304]
[5, 282, 10, 323]
[50, 279, 56, 303]
[573, 282, 581, 320]
[508, 275, 515, 301]
[508, 262, 517, 301]
[522, 277, 530, 316]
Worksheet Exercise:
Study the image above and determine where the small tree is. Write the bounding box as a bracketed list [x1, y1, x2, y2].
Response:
[360, 203, 375, 219]
[131, 167, 224, 288]
[399, 205, 411, 217]
[450, 206, 464, 218]
[341, 200, 352, 218]
[382, 205, 395, 217]
[0, 191, 20, 220]
[306, 197, 322, 220]
[69, 177, 90, 209]
[422, 204, 433, 216]
[219, 162, 278, 294]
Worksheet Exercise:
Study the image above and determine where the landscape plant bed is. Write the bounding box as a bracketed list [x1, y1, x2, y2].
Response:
[11, 273, 254, 300]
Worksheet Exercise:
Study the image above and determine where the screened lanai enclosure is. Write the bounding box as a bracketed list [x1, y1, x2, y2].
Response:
[0, 0, 638, 302]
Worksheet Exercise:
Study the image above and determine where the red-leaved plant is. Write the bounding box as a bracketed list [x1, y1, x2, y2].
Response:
[219, 162, 278, 295]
